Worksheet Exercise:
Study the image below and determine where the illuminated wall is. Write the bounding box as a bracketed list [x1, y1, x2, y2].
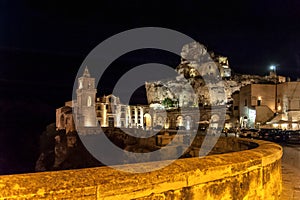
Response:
[0, 139, 282, 199]
[239, 84, 276, 128]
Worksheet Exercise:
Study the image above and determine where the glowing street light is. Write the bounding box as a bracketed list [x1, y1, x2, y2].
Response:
[270, 65, 276, 71]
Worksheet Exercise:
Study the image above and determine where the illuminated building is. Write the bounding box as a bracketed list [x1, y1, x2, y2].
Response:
[234, 81, 300, 129]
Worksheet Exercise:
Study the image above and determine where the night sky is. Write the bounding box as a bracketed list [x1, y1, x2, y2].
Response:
[0, 0, 300, 174]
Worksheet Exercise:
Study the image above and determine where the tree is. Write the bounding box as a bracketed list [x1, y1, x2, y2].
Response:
[162, 98, 174, 108]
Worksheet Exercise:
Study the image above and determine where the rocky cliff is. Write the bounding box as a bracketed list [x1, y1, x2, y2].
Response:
[145, 42, 276, 107]
[35, 123, 102, 172]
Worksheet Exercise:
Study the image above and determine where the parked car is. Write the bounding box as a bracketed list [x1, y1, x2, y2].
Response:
[239, 129, 249, 138]
[258, 129, 281, 141]
[198, 124, 208, 131]
[239, 129, 259, 138]
[272, 129, 285, 142]
[285, 130, 300, 144]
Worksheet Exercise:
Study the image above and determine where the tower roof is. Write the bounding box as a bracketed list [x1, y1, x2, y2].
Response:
[83, 66, 91, 77]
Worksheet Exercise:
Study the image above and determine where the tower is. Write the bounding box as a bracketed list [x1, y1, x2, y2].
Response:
[76, 66, 97, 127]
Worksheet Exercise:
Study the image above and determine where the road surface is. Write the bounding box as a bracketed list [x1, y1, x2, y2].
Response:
[280, 143, 300, 200]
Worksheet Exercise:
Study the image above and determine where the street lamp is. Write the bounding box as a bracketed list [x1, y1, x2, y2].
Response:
[270, 65, 278, 114]
[270, 65, 276, 71]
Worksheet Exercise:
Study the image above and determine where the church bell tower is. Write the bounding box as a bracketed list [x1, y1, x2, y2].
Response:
[76, 66, 97, 127]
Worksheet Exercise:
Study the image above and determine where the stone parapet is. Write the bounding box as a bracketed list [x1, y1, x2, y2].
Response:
[0, 139, 282, 199]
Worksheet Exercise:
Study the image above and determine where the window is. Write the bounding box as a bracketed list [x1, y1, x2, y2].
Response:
[87, 96, 92, 107]
[234, 106, 238, 110]
[244, 99, 247, 106]
[79, 80, 83, 89]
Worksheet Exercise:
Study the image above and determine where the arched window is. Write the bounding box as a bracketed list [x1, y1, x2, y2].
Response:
[176, 116, 183, 127]
[87, 96, 92, 107]
[144, 113, 152, 128]
[79, 80, 83, 89]
[185, 116, 192, 130]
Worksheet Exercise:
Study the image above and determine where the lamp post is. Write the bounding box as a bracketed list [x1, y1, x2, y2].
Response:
[270, 65, 278, 114]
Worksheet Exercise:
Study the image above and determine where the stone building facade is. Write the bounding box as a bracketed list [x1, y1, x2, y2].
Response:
[95, 94, 150, 129]
[56, 67, 224, 133]
[55, 42, 239, 133]
[234, 81, 300, 129]
[74, 67, 98, 127]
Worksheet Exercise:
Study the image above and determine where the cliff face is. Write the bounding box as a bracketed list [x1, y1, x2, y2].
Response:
[35, 124, 102, 172]
[145, 42, 276, 107]
[146, 42, 225, 106]
[145, 75, 198, 108]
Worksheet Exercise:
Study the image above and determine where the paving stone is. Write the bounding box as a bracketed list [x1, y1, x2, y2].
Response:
[280, 164, 300, 199]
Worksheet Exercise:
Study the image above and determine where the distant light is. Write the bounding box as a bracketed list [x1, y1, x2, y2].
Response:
[270, 65, 276, 70]
[281, 123, 288, 130]
[277, 105, 281, 111]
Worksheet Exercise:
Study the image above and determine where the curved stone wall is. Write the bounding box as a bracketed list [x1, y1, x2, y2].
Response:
[0, 139, 282, 199]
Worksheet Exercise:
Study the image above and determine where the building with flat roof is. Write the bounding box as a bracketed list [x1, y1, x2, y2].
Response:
[234, 81, 300, 129]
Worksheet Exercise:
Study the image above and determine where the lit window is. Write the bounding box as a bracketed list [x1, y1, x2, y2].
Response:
[87, 96, 92, 107]
[79, 80, 83, 89]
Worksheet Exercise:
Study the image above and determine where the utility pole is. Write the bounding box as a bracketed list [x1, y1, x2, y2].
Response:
[270, 65, 278, 115]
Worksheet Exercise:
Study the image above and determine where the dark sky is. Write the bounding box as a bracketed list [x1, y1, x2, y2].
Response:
[0, 0, 299, 101]
[0, 0, 300, 174]
[0, 0, 299, 113]
[1, 0, 300, 83]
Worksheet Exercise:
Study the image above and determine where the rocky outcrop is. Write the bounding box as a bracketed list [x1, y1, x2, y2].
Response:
[35, 123, 102, 172]
[146, 42, 277, 107]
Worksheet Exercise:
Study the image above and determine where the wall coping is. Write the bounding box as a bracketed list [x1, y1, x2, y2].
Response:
[0, 139, 282, 199]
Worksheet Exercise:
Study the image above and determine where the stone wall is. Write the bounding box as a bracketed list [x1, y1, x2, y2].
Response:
[0, 139, 282, 199]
